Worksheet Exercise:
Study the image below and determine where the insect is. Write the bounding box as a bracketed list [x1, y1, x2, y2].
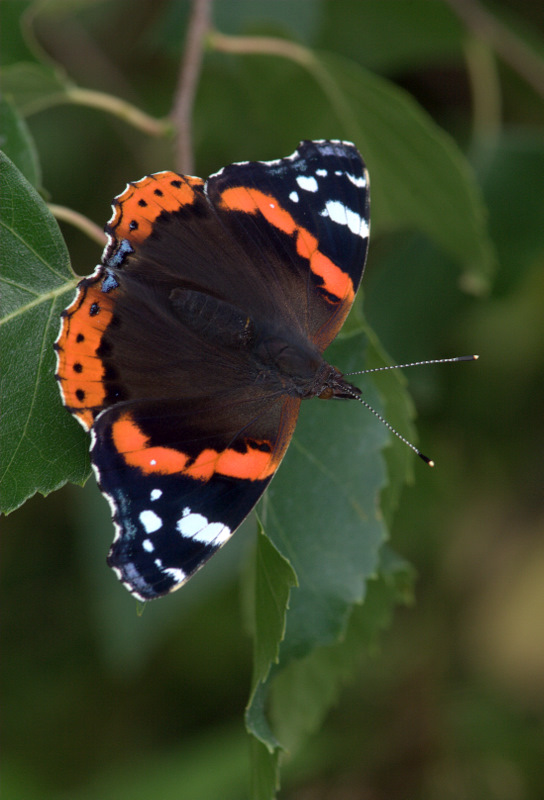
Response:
[56, 139, 472, 602]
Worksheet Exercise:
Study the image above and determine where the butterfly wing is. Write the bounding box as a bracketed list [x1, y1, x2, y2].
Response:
[55, 140, 369, 600]
[206, 139, 370, 350]
[100, 140, 369, 352]
[92, 394, 299, 600]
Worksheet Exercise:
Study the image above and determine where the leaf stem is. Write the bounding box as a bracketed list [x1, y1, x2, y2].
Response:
[48, 204, 106, 246]
[464, 37, 502, 151]
[0, 280, 79, 327]
[208, 30, 315, 65]
[65, 87, 172, 137]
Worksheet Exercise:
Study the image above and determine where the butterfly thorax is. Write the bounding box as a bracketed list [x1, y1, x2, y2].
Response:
[173, 287, 360, 401]
[252, 333, 358, 401]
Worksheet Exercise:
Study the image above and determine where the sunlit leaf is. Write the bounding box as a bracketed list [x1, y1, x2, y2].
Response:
[0, 62, 73, 116]
[0, 152, 89, 514]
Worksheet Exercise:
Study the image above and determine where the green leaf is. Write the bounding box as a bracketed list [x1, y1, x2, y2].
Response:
[250, 525, 298, 691]
[0, 151, 89, 514]
[246, 324, 415, 797]
[315, 52, 495, 290]
[265, 330, 390, 663]
[319, 0, 464, 73]
[0, 1, 39, 66]
[0, 62, 73, 116]
[268, 546, 415, 753]
[216, 0, 321, 42]
[245, 530, 297, 798]
[363, 324, 417, 524]
[0, 96, 42, 188]
[249, 734, 280, 800]
[202, 49, 494, 289]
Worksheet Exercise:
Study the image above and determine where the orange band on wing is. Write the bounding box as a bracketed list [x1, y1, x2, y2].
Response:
[189, 445, 273, 481]
[220, 186, 297, 236]
[111, 413, 278, 481]
[55, 273, 116, 429]
[108, 173, 204, 246]
[219, 187, 354, 304]
[112, 414, 190, 472]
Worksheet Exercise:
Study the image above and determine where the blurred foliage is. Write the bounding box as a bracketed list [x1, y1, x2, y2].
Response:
[1, 0, 544, 798]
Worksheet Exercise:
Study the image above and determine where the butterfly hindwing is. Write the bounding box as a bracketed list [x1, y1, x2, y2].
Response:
[92, 395, 300, 599]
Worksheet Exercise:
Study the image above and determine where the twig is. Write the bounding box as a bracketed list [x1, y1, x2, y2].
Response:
[66, 87, 171, 137]
[208, 30, 315, 66]
[444, 0, 544, 100]
[463, 37, 502, 145]
[48, 204, 107, 246]
[171, 0, 213, 173]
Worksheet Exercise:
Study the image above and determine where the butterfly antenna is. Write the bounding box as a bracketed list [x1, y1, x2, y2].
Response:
[344, 387, 434, 466]
[344, 355, 479, 467]
[346, 354, 479, 377]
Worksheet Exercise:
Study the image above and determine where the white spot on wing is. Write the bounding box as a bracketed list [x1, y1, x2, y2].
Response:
[296, 175, 318, 192]
[320, 200, 369, 239]
[346, 172, 367, 188]
[163, 566, 186, 584]
[143, 539, 154, 552]
[315, 168, 327, 177]
[139, 509, 162, 533]
[177, 508, 231, 546]
[150, 489, 162, 501]
[289, 191, 299, 203]
[177, 510, 207, 537]
[197, 522, 231, 546]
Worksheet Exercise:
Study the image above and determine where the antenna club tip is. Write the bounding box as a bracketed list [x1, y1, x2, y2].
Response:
[418, 453, 435, 467]
[473, 354, 479, 360]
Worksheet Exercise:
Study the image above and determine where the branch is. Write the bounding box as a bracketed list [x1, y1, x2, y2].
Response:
[65, 87, 171, 137]
[463, 37, 502, 146]
[170, 0, 213, 173]
[48, 204, 106, 246]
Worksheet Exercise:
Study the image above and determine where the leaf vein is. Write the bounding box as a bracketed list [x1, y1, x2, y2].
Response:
[1, 301, 57, 481]
[0, 217, 68, 282]
[0, 276, 41, 297]
[0, 279, 78, 326]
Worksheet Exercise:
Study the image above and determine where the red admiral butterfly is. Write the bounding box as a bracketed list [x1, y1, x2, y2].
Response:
[55, 140, 370, 601]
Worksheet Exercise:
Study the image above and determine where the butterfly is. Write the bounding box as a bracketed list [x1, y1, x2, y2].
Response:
[55, 140, 370, 600]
